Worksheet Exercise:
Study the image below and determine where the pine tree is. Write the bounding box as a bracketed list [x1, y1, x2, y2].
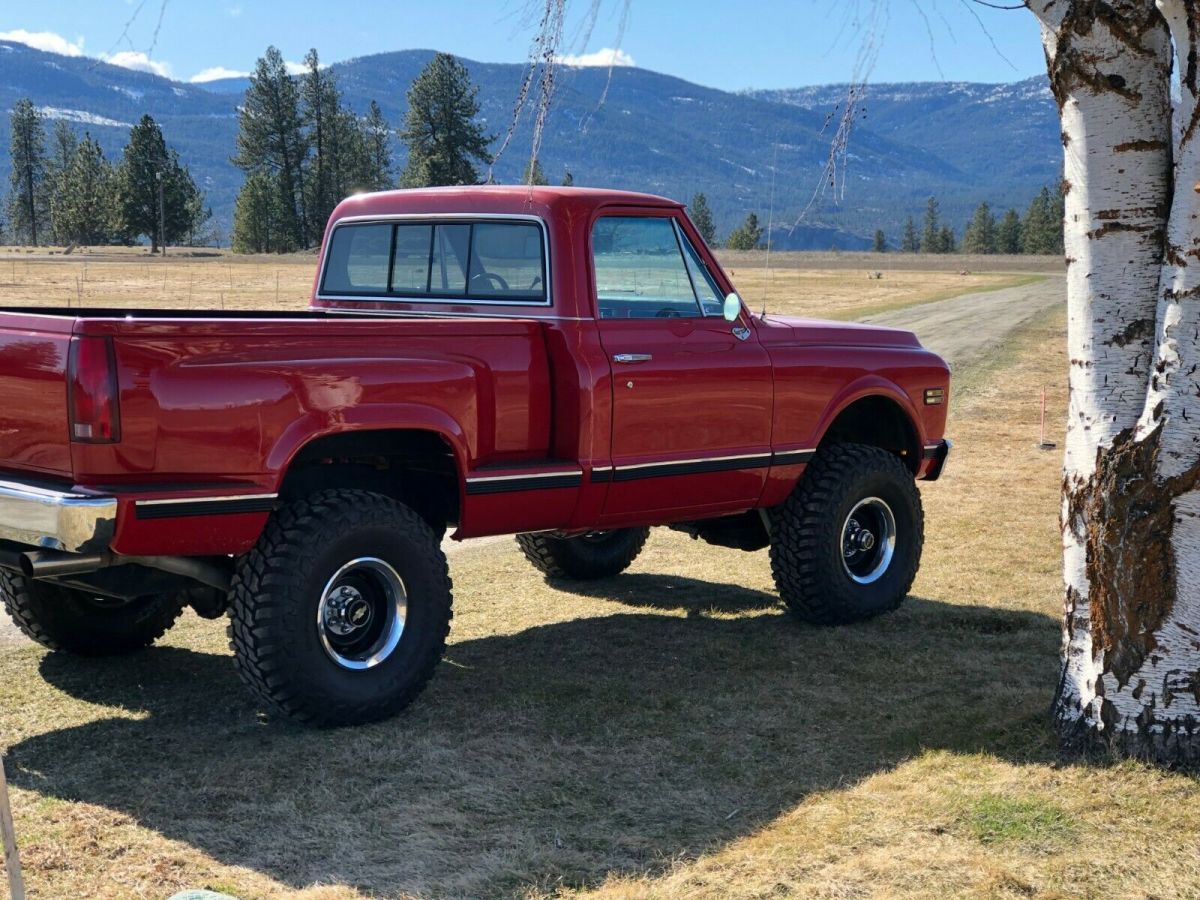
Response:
[233, 46, 309, 248]
[361, 100, 393, 191]
[233, 171, 291, 253]
[1022, 186, 1059, 255]
[300, 48, 340, 243]
[726, 212, 764, 250]
[7, 99, 49, 246]
[962, 202, 997, 254]
[114, 115, 205, 252]
[689, 192, 716, 246]
[997, 208, 1022, 254]
[561, 169, 574, 186]
[522, 157, 548, 185]
[873, 229, 887, 253]
[939, 225, 957, 254]
[921, 196, 940, 253]
[47, 121, 77, 244]
[901, 216, 919, 252]
[399, 53, 493, 187]
[1051, 182, 1066, 255]
[53, 134, 115, 246]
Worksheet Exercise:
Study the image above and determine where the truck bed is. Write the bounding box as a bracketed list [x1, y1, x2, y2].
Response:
[0, 306, 554, 486]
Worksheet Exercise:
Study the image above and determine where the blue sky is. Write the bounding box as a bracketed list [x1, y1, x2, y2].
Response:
[0, 1, 1046, 89]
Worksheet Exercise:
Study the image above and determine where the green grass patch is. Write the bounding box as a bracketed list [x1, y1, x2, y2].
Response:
[960, 792, 1075, 848]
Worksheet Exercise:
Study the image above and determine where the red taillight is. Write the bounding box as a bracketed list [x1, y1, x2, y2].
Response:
[68, 336, 121, 444]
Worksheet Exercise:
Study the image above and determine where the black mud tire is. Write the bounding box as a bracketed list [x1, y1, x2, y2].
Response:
[228, 489, 452, 727]
[0, 571, 186, 656]
[515, 527, 650, 580]
[770, 443, 923, 625]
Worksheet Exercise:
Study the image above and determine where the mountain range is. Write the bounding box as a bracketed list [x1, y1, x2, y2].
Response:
[0, 40, 1061, 249]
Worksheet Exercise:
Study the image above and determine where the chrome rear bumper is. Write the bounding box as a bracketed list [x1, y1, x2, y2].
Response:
[0, 479, 116, 553]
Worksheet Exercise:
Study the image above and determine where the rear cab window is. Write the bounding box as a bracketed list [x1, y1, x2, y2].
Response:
[320, 218, 548, 304]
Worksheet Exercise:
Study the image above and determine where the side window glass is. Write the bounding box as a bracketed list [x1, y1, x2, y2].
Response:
[429, 224, 470, 295]
[321, 224, 391, 294]
[593, 216, 702, 319]
[678, 224, 725, 316]
[391, 224, 433, 294]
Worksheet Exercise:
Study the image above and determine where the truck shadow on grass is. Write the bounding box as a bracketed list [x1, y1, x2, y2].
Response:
[6, 581, 1060, 898]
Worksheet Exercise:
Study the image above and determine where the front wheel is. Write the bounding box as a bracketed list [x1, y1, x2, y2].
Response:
[228, 489, 453, 726]
[770, 443, 923, 625]
[515, 527, 650, 580]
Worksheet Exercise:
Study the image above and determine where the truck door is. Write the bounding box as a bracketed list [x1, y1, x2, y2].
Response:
[592, 211, 774, 519]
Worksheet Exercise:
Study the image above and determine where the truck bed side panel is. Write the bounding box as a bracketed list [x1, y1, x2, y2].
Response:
[70, 318, 550, 489]
[0, 315, 73, 477]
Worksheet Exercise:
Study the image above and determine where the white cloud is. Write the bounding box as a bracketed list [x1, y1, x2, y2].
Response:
[227, 5, 243, 16]
[0, 29, 85, 57]
[102, 50, 172, 78]
[284, 60, 312, 76]
[190, 66, 250, 83]
[558, 47, 635, 68]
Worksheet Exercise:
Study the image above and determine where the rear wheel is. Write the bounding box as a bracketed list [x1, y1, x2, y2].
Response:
[516, 527, 650, 580]
[770, 443, 923, 625]
[0, 571, 186, 655]
[228, 489, 452, 726]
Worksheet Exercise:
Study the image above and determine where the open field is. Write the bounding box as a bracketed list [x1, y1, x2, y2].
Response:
[5, 262, 1192, 899]
[0, 246, 1048, 321]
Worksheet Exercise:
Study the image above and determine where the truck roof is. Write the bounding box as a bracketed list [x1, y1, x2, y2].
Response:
[328, 185, 684, 225]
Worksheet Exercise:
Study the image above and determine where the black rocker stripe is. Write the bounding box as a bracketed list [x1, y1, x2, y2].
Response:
[771, 449, 816, 466]
[465, 473, 583, 496]
[610, 454, 773, 482]
[135, 496, 279, 520]
[591, 450, 814, 484]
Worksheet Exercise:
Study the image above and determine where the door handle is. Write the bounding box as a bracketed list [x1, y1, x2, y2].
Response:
[613, 353, 653, 363]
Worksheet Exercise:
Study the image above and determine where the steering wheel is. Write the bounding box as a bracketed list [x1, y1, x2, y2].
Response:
[655, 308, 683, 318]
[470, 272, 510, 292]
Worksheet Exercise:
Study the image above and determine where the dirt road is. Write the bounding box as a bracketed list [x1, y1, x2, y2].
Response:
[862, 274, 1063, 369]
[0, 275, 1063, 644]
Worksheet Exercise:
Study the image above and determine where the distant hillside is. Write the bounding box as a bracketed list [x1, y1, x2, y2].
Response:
[0, 40, 1061, 249]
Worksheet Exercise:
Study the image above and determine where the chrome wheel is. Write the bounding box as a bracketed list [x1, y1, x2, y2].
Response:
[317, 557, 407, 670]
[840, 497, 896, 585]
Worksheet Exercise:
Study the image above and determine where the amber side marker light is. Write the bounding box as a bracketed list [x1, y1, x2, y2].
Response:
[924, 388, 945, 406]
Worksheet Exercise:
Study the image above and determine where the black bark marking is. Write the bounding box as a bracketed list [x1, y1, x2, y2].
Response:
[1064, 424, 1200, 690]
[1087, 221, 1160, 240]
[1104, 317, 1155, 347]
[1113, 139, 1169, 152]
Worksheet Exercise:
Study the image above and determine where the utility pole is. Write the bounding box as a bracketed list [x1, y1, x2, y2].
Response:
[156, 170, 166, 256]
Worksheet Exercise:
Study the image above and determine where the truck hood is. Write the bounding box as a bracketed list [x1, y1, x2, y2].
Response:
[753, 314, 923, 349]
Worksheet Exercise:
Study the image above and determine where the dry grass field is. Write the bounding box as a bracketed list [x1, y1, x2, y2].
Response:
[3, 253, 1194, 899]
[0, 246, 1045, 320]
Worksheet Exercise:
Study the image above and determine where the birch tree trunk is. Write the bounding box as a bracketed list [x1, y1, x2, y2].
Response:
[1035, 0, 1200, 765]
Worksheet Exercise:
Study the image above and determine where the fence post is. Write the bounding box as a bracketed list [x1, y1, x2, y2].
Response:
[0, 755, 25, 900]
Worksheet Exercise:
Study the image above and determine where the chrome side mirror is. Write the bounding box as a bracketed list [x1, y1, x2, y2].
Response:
[723, 292, 742, 322]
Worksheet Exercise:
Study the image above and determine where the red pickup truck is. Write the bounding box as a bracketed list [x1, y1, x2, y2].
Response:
[0, 186, 950, 725]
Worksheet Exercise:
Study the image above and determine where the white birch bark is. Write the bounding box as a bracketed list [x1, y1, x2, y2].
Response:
[1028, 0, 1174, 745]
[1094, 0, 1200, 750]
